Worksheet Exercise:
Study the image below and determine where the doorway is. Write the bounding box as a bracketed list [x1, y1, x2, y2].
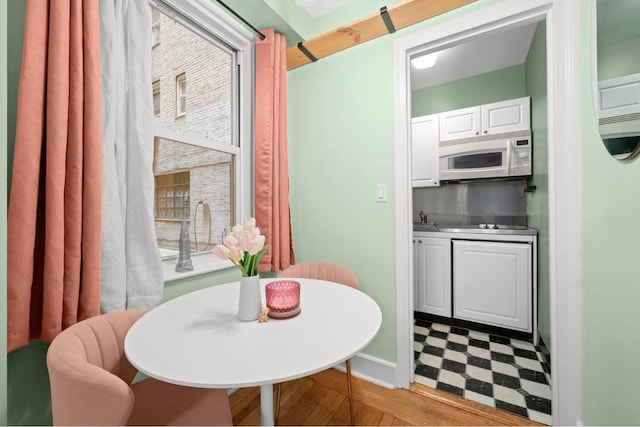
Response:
[392, 1, 582, 425]
[409, 18, 550, 424]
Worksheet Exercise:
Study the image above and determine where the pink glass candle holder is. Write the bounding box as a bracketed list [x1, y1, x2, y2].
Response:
[265, 280, 300, 318]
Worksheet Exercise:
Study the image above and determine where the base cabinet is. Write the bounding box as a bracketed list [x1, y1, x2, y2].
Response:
[414, 237, 451, 317]
[413, 232, 536, 336]
[452, 240, 531, 332]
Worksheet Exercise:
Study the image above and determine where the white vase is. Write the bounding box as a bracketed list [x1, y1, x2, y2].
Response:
[238, 275, 261, 321]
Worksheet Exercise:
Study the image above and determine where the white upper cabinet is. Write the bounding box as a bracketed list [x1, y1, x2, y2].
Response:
[411, 114, 440, 187]
[438, 106, 481, 141]
[440, 96, 531, 141]
[598, 73, 640, 119]
[481, 96, 531, 135]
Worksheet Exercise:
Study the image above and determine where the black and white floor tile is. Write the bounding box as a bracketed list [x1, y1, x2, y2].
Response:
[413, 319, 552, 425]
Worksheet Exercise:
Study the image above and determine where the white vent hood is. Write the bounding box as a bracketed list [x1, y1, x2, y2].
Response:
[599, 112, 640, 138]
[597, 73, 640, 159]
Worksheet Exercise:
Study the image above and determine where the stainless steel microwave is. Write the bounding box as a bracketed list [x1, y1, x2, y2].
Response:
[439, 132, 532, 181]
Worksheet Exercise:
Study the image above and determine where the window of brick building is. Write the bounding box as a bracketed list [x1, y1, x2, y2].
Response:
[151, 7, 161, 47]
[149, 0, 253, 279]
[176, 73, 186, 117]
[153, 80, 160, 116]
[155, 172, 190, 220]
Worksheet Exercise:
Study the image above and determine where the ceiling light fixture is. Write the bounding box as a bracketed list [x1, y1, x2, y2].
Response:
[412, 52, 439, 69]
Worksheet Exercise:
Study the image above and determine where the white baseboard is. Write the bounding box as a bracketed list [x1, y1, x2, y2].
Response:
[333, 352, 397, 389]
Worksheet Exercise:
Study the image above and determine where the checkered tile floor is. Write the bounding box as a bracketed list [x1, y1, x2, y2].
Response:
[414, 319, 552, 425]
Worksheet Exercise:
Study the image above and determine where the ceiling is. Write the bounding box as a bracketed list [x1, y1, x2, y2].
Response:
[410, 22, 538, 90]
[289, 0, 539, 88]
[294, 0, 359, 19]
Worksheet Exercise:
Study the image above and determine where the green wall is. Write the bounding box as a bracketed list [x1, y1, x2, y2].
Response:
[6, 0, 26, 424]
[411, 64, 526, 117]
[6, 0, 23, 190]
[288, 38, 397, 360]
[524, 22, 550, 352]
[1, 1, 8, 425]
[597, 34, 640, 81]
[581, 1, 640, 425]
[286, 0, 505, 362]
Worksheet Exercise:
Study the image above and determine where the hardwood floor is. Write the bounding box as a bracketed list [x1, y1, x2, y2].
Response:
[230, 368, 545, 426]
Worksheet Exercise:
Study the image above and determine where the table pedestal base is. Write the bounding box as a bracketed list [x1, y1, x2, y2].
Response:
[260, 384, 274, 426]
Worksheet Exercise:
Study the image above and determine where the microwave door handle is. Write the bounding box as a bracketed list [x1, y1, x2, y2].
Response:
[506, 139, 512, 173]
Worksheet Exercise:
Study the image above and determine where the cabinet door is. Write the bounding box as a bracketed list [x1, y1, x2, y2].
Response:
[411, 115, 440, 187]
[439, 106, 481, 141]
[481, 96, 530, 135]
[415, 237, 451, 317]
[453, 240, 531, 332]
[598, 74, 640, 119]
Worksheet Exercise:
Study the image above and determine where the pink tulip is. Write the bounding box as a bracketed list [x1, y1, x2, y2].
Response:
[243, 217, 256, 231]
[228, 246, 242, 262]
[213, 244, 229, 260]
[223, 234, 239, 250]
[248, 234, 265, 255]
[212, 217, 268, 276]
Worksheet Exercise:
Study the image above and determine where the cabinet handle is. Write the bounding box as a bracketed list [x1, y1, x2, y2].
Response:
[475, 131, 479, 135]
[418, 240, 422, 243]
[484, 130, 488, 134]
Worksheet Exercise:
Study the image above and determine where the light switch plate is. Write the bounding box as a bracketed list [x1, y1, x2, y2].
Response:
[376, 184, 387, 202]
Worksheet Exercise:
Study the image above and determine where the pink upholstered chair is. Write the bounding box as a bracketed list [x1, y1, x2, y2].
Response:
[46, 310, 233, 426]
[277, 261, 359, 425]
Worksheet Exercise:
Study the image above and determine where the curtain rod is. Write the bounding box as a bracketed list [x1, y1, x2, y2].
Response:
[215, 0, 266, 40]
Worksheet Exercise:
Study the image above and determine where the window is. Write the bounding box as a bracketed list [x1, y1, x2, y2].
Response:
[176, 73, 186, 116]
[149, 0, 252, 279]
[151, 7, 161, 46]
[155, 171, 190, 220]
[152, 80, 160, 116]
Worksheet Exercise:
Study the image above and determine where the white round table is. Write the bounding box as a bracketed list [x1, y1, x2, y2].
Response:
[124, 278, 382, 426]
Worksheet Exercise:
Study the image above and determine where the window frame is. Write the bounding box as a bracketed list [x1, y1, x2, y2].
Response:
[175, 73, 186, 117]
[148, 0, 255, 281]
[152, 80, 161, 116]
[151, 6, 161, 46]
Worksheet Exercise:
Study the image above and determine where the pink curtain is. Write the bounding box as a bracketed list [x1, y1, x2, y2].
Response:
[7, 0, 102, 352]
[255, 29, 295, 272]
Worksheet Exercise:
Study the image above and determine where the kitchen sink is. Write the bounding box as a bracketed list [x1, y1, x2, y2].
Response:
[413, 222, 439, 232]
[413, 223, 537, 236]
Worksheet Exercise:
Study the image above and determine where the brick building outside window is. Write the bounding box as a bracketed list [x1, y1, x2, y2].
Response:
[151, 5, 236, 259]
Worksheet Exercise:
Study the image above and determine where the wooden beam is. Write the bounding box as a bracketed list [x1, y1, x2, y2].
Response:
[286, 0, 476, 71]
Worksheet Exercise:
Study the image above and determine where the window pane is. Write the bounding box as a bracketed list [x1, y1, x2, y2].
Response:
[151, 4, 241, 264]
[151, 7, 161, 46]
[153, 80, 160, 116]
[153, 137, 234, 257]
[151, 12, 232, 145]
